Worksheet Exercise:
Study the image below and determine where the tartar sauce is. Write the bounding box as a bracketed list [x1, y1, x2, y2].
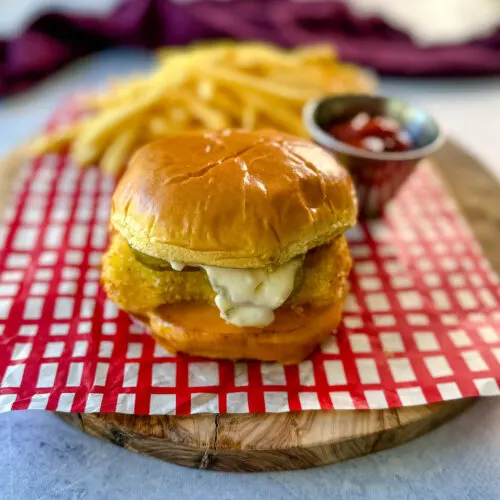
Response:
[169, 258, 302, 327]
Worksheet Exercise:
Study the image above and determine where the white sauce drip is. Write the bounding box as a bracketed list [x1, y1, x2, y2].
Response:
[169, 258, 302, 327]
[169, 261, 185, 271]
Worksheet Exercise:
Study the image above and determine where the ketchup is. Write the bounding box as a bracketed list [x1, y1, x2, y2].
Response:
[327, 112, 412, 153]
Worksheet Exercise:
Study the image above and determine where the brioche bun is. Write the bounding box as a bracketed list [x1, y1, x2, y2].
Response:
[110, 129, 356, 268]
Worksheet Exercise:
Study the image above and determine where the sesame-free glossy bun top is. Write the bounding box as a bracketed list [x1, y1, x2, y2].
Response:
[110, 129, 357, 268]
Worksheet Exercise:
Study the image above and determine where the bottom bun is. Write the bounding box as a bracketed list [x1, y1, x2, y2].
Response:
[144, 301, 345, 364]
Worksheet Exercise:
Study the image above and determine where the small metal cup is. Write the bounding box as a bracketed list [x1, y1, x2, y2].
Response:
[303, 94, 444, 219]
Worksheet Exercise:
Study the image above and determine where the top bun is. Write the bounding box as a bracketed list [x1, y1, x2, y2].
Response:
[111, 129, 357, 268]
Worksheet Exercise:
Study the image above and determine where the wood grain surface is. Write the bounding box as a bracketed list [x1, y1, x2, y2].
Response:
[3, 141, 499, 471]
[59, 399, 473, 471]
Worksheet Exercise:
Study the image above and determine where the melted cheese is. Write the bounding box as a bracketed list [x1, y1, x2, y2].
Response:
[169, 258, 302, 327]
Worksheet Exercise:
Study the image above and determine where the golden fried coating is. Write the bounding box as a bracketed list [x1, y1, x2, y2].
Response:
[101, 233, 351, 314]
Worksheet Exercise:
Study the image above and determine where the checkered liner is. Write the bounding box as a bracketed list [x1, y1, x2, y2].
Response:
[1, 111, 500, 415]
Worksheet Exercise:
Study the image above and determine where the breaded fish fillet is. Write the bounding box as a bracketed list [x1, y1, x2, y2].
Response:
[102, 233, 351, 315]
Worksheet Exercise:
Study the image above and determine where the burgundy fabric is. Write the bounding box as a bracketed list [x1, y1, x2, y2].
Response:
[1, 0, 500, 96]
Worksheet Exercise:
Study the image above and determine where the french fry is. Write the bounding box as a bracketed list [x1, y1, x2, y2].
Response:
[293, 44, 338, 64]
[239, 90, 306, 136]
[28, 41, 376, 175]
[197, 79, 215, 101]
[72, 86, 165, 165]
[28, 123, 81, 156]
[147, 116, 171, 137]
[100, 123, 141, 176]
[181, 95, 231, 130]
[208, 89, 242, 122]
[241, 105, 256, 130]
[202, 66, 320, 102]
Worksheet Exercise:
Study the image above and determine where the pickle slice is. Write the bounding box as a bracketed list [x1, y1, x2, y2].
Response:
[129, 245, 196, 272]
[283, 259, 305, 304]
[293, 265, 304, 293]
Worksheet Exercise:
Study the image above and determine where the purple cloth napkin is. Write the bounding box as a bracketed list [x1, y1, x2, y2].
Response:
[2, 0, 500, 96]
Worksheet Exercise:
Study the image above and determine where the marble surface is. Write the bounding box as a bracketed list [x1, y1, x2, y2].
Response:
[1, 49, 500, 499]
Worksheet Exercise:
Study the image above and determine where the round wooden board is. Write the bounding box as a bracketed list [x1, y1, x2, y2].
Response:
[3, 141, 499, 471]
[58, 399, 473, 471]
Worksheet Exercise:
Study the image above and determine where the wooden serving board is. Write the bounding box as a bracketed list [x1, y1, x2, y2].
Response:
[3, 141, 500, 471]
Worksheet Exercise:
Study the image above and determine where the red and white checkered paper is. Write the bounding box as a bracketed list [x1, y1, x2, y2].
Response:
[1, 110, 500, 416]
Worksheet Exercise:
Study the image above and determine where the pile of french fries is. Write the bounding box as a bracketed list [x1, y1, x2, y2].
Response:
[28, 42, 376, 176]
